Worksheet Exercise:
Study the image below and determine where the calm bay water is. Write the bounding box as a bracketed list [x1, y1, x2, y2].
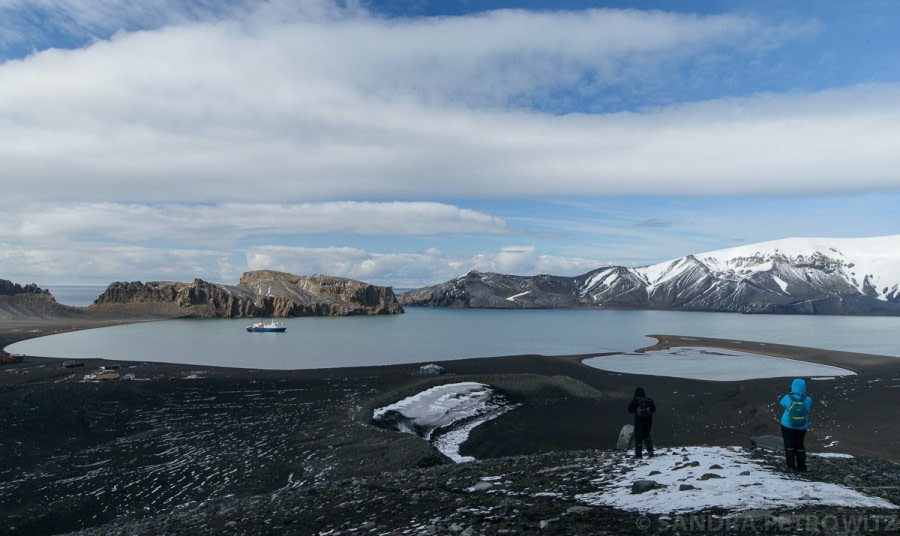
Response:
[6, 308, 900, 370]
[45, 285, 108, 307]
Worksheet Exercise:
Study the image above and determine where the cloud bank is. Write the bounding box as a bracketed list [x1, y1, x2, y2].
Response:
[3, 5, 895, 205]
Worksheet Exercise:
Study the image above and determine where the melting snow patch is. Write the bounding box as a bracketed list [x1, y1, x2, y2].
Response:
[372, 382, 516, 463]
[577, 447, 896, 514]
[584, 348, 854, 381]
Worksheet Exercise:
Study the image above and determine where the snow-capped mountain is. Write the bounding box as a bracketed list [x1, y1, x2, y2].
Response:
[398, 236, 900, 315]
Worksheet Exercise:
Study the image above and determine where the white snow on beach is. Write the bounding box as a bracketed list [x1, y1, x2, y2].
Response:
[577, 446, 896, 514]
[372, 382, 515, 462]
[583, 348, 854, 381]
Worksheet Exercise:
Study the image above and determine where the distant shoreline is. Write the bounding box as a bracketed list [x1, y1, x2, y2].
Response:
[634, 333, 899, 375]
[0, 310, 181, 356]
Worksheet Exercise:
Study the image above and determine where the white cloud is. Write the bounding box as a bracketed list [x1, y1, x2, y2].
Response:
[242, 243, 602, 287]
[3, 6, 885, 206]
[3, 233, 603, 287]
[0, 241, 235, 285]
[0, 201, 510, 244]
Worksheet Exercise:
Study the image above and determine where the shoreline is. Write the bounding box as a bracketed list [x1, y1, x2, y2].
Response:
[636, 334, 900, 375]
[0, 310, 181, 357]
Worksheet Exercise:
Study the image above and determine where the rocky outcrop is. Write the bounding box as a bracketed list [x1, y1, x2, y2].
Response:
[0, 279, 51, 297]
[91, 271, 404, 318]
[0, 279, 78, 320]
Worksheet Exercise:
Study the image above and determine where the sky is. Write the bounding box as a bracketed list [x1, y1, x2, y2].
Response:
[2, 0, 900, 289]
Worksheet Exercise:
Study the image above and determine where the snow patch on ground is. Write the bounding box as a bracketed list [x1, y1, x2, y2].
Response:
[372, 382, 515, 463]
[578, 447, 896, 514]
[583, 348, 854, 381]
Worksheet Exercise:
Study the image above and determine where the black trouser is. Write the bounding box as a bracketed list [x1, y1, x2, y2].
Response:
[781, 425, 807, 471]
[634, 421, 654, 458]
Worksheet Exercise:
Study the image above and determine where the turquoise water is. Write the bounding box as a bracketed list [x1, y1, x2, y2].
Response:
[6, 308, 900, 370]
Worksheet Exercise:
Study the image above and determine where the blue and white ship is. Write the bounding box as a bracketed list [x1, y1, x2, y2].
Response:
[245, 320, 287, 333]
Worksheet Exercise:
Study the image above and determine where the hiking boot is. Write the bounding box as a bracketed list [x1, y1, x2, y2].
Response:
[785, 449, 797, 470]
[796, 450, 807, 472]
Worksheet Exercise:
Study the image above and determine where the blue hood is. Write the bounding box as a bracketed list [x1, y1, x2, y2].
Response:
[791, 378, 807, 396]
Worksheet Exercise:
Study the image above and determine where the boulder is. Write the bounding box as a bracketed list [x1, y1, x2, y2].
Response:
[616, 424, 634, 451]
[750, 435, 783, 451]
[631, 480, 662, 494]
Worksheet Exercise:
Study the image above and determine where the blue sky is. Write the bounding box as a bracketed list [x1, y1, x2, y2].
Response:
[1, 0, 899, 288]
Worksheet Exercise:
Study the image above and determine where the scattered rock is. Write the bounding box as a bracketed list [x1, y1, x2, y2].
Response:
[679, 484, 696, 491]
[467, 481, 493, 492]
[539, 517, 560, 529]
[750, 435, 783, 451]
[617, 424, 635, 451]
[631, 480, 662, 494]
[566, 506, 592, 514]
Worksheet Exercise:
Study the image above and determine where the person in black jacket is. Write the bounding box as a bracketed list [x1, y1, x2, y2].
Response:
[628, 386, 656, 458]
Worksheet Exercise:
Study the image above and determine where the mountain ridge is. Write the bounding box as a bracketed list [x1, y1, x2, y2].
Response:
[398, 235, 900, 315]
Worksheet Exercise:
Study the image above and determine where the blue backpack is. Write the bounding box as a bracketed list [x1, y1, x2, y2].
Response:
[787, 394, 808, 427]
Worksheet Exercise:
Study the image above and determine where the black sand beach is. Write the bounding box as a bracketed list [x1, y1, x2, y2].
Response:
[2, 315, 899, 534]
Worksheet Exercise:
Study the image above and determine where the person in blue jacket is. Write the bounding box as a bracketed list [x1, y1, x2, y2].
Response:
[780, 378, 813, 471]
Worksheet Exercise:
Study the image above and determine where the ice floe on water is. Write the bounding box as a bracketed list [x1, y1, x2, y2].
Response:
[577, 446, 896, 514]
[372, 382, 516, 463]
[583, 348, 854, 381]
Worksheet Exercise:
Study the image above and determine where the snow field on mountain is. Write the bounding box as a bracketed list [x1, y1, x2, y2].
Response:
[647, 235, 900, 300]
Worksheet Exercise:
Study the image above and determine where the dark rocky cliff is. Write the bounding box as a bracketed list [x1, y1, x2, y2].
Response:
[91, 271, 404, 318]
[0, 279, 78, 319]
[0, 279, 51, 297]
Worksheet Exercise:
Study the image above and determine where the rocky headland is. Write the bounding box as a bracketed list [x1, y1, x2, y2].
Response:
[91, 270, 403, 317]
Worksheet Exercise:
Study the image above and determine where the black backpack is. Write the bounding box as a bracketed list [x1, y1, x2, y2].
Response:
[636, 396, 652, 417]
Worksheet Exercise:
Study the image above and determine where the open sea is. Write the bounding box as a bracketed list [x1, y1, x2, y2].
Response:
[6, 307, 900, 370]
